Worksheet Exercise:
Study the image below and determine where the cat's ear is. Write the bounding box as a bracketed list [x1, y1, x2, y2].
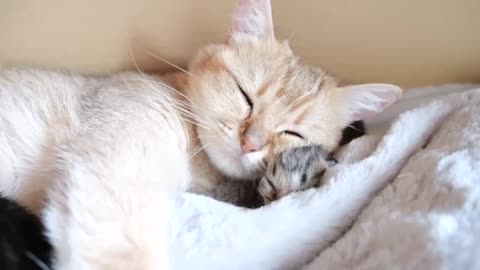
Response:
[230, 0, 274, 42]
[336, 83, 403, 121]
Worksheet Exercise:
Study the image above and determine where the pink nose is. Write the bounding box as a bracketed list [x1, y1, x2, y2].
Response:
[240, 136, 259, 153]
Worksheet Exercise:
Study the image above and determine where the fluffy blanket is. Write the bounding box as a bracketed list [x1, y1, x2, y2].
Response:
[169, 86, 480, 270]
[303, 86, 480, 270]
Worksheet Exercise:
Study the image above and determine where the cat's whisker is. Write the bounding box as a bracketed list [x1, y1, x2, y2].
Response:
[121, 77, 210, 130]
[180, 116, 210, 131]
[120, 77, 202, 116]
[24, 251, 52, 270]
[129, 49, 176, 100]
[127, 52, 211, 130]
[189, 144, 208, 160]
[122, 81, 209, 128]
[188, 145, 202, 159]
[129, 49, 202, 111]
[169, 104, 210, 128]
[145, 50, 194, 77]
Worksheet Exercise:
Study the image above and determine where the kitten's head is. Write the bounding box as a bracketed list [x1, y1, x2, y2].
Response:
[257, 144, 337, 204]
[185, 0, 402, 179]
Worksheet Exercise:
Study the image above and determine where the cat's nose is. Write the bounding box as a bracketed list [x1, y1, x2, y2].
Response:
[240, 135, 260, 153]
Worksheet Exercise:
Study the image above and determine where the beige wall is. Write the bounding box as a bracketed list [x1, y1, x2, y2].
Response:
[1, 0, 479, 88]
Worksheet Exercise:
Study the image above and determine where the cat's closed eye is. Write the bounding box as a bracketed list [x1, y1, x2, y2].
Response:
[280, 130, 305, 140]
[235, 81, 253, 110]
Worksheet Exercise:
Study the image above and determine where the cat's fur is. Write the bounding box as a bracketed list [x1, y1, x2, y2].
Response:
[0, 196, 52, 270]
[0, 0, 402, 269]
[258, 144, 337, 203]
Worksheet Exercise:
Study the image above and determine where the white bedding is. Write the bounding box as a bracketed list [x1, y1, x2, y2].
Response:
[169, 84, 480, 270]
[305, 85, 480, 269]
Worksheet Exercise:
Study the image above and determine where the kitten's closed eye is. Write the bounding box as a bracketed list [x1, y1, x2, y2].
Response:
[257, 176, 278, 204]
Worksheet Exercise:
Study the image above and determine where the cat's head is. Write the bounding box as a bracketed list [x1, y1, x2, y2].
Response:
[185, 0, 402, 180]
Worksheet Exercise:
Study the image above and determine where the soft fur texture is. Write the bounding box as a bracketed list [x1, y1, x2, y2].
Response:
[0, 196, 52, 270]
[257, 144, 336, 203]
[0, 0, 403, 269]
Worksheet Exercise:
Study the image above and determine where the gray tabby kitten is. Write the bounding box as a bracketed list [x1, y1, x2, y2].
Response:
[213, 145, 337, 207]
[258, 145, 337, 204]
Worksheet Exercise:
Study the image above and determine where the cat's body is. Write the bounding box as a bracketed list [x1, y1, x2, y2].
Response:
[0, 68, 205, 269]
[0, 68, 212, 209]
[0, 0, 402, 269]
[0, 196, 52, 270]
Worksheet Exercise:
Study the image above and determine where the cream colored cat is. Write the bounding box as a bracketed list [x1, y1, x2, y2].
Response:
[0, 0, 401, 269]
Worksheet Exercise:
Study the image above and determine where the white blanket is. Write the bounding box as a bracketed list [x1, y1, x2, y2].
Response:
[304, 87, 480, 270]
[169, 86, 480, 270]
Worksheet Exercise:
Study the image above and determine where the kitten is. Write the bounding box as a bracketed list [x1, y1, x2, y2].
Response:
[210, 179, 263, 208]
[206, 129, 362, 207]
[256, 122, 366, 205]
[258, 144, 337, 204]
[0, 196, 52, 270]
[0, 0, 402, 268]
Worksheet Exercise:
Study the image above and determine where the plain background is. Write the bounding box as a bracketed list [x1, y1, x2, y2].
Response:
[1, 0, 479, 88]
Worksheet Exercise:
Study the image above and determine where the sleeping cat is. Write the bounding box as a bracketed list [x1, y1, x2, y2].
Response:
[0, 196, 52, 270]
[0, 0, 402, 268]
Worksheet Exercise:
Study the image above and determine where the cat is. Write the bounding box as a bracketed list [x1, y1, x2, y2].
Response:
[0, 0, 402, 268]
[0, 196, 52, 270]
[257, 144, 337, 204]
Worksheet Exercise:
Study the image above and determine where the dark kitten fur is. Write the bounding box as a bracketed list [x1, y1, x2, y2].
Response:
[340, 120, 366, 146]
[0, 196, 52, 270]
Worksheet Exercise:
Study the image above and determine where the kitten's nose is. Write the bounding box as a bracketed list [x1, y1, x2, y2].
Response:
[240, 135, 260, 153]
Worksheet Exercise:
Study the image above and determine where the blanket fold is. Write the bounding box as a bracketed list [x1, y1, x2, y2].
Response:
[304, 88, 480, 270]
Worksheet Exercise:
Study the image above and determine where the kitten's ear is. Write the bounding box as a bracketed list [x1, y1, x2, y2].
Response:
[230, 0, 274, 42]
[337, 83, 403, 121]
